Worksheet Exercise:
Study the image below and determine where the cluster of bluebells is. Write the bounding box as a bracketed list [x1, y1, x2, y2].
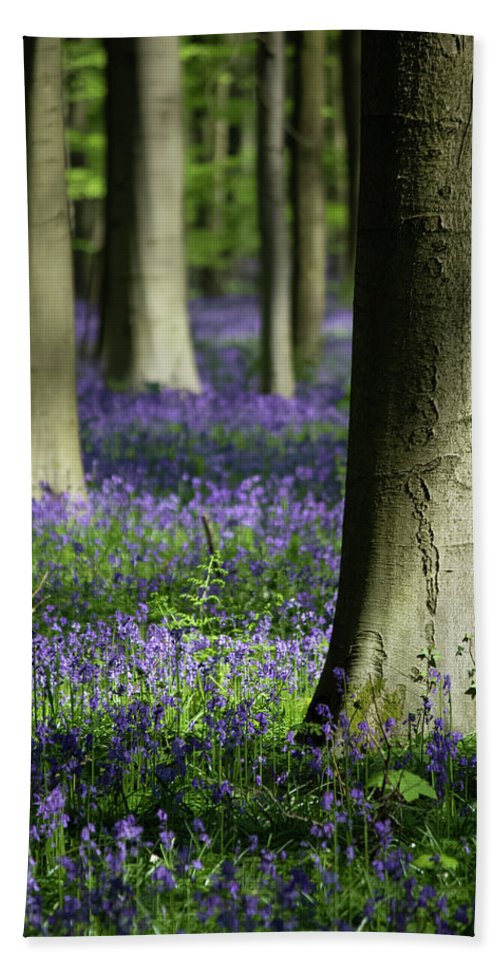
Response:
[27, 298, 475, 936]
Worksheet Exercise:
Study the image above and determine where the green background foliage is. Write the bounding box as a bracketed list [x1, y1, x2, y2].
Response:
[62, 33, 350, 298]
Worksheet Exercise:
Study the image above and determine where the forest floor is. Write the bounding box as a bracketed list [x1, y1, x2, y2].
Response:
[27, 297, 476, 935]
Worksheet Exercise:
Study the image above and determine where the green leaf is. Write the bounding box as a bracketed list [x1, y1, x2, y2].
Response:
[66, 168, 106, 200]
[412, 853, 459, 872]
[367, 769, 437, 802]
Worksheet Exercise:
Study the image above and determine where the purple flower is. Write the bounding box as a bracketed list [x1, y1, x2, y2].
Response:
[455, 904, 470, 925]
[374, 818, 392, 848]
[418, 884, 436, 908]
[159, 829, 175, 849]
[114, 815, 143, 842]
[152, 865, 177, 890]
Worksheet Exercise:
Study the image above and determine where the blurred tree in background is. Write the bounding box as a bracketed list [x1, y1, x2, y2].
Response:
[257, 31, 295, 398]
[99, 37, 200, 393]
[61, 31, 354, 311]
[340, 29, 361, 281]
[290, 30, 326, 377]
[99, 38, 135, 382]
[63, 40, 106, 325]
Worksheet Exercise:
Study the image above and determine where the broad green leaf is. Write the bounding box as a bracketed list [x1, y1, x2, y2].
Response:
[367, 769, 437, 802]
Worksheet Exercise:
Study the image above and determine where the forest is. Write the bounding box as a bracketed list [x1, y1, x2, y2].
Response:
[24, 31, 475, 936]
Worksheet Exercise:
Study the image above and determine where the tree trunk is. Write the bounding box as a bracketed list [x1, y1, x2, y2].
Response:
[128, 37, 199, 392]
[325, 32, 349, 288]
[202, 51, 230, 297]
[291, 30, 326, 375]
[25, 37, 86, 498]
[100, 38, 136, 379]
[340, 30, 361, 280]
[257, 32, 294, 398]
[101, 37, 200, 393]
[306, 32, 474, 736]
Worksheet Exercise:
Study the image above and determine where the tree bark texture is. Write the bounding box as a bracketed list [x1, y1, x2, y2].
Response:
[25, 37, 86, 498]
[307, 32, 474, 735]
[291, 30, 326, 375]
[101, 37, 200, 393]
[257, 32, 295, 399]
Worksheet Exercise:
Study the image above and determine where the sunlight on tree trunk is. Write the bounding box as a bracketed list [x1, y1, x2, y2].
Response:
[101, 38, 200, 393]
[130, 37, 201, 393]
[26, 37, 86, 499]
[257, 32, 295, 399]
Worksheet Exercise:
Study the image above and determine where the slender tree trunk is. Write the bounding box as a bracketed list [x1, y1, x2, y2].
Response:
[340, 30, 361, 279]
[25, 37, 86, 498]
[306, 32, 474, 736]
[257, 32, 294, 398]
[324, 32, 349, 287]
[100, 38, 136, 378]
[130, 36, 200, 392]
[202, 53, 230, 297]
[230, 34, 256, 287]
[101, 37, 200, 393]
[291, 30, 326, 375]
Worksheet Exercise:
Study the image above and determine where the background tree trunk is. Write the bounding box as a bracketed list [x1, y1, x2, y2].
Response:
[201, 48, 230, 297]
[340, 30, 361, 280]
[306, 32, 474, 736]
[130, 36, 200, 392]
[25, 37, 86, 498]
[99, 38, 136, 379]
[291, 30, 326, 376]
[257, 32, 294, 398]
[101, 37, 200, 393]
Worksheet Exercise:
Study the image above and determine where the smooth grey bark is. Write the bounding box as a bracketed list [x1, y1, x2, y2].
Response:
[130, 37, 200, 392]
[101, 37, 200, 393]
[306, 32, 474, 736]
[291, 30, 326, 374]
[257, 32, 294, 398]
[25, 37, 86, 498]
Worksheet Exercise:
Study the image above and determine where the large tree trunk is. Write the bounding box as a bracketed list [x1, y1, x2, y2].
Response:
[257, 32, 294, 398]
[101, 37, 200, 393]
[306, 32, 474, 736]
[25, 37, 86, 498]
[291, 30, 326, 375]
